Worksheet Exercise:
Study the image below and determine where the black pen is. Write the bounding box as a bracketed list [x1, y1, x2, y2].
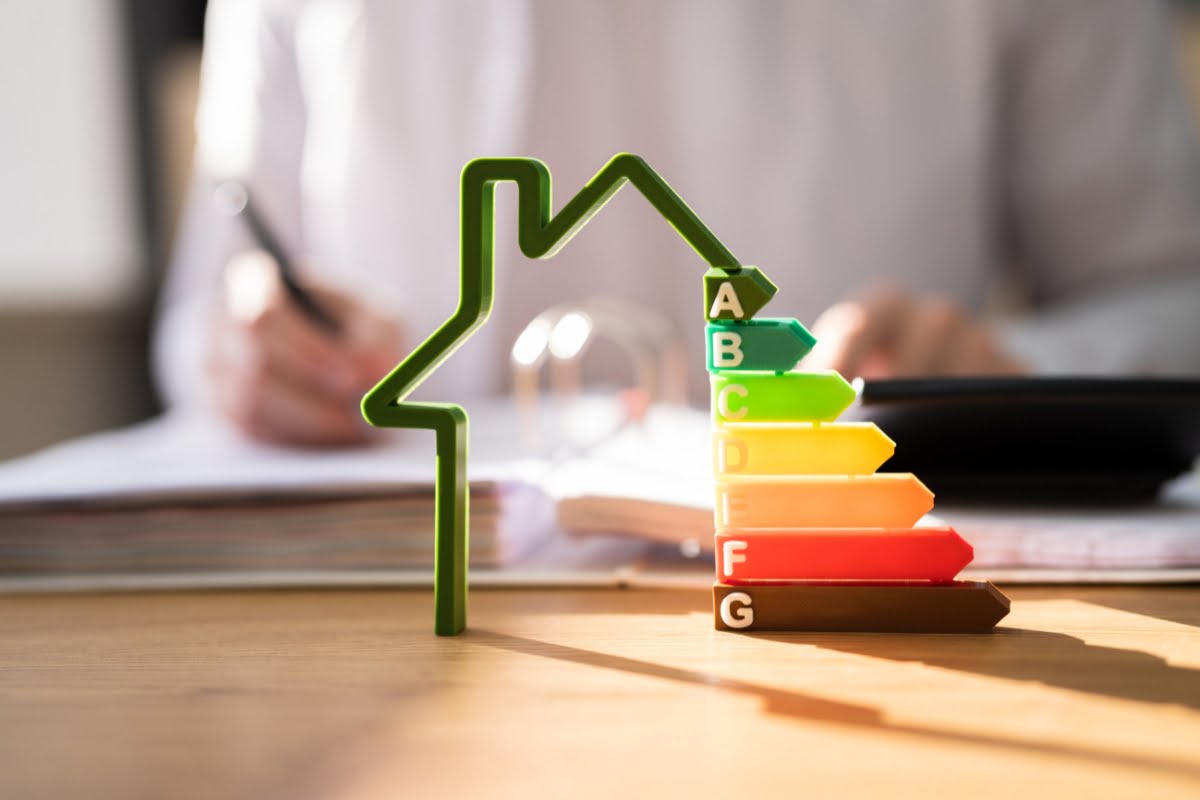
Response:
[215, 180, 342, 333]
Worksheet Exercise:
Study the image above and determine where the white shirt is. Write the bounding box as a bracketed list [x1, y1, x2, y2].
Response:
[157, 0, 1200, 407]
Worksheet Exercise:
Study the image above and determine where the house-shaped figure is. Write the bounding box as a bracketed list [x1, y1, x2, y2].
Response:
[361, 153, 756, 635]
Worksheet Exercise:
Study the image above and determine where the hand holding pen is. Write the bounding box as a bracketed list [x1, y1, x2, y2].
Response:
[209, 181, 405, 446]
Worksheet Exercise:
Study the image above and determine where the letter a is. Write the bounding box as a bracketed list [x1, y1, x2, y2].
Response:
[709, 282, 745, 319]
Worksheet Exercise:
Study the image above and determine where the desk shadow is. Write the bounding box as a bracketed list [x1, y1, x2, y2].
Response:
[1074, 590, 1200, 630]
[468, 628, 1200, 781]
[775, 625, 1200, 712]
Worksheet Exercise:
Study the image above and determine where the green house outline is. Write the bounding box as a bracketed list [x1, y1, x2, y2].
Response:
[361, 153, 757, 635]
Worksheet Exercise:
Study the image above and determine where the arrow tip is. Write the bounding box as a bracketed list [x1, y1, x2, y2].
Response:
[785, 318, 818, 351]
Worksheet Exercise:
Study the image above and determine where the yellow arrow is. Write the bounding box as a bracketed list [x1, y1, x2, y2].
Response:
[713, 422, 894, 476]
[714, 474, 934, 530]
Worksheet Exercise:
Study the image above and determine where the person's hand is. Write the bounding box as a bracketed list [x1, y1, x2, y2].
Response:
[208, 250, 405, 446]
[802, 285, 1027, 379]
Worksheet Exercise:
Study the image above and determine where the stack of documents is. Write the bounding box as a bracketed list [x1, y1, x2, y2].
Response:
[0, 410, 554, 579]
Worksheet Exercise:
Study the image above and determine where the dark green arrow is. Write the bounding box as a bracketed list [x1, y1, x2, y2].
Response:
[706, 318, 816, 373]
[361, 154, 757, 635]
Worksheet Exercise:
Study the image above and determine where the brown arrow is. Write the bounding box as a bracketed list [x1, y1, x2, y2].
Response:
[713, 581, 1010, 633]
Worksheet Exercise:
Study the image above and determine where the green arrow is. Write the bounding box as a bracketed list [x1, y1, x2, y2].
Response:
[704, 267, 776, 321]
[360, 154, 746, 635]
[706, 319, 816, 373]
[711, 371, 858, 423]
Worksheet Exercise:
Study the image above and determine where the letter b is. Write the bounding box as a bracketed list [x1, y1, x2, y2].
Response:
[712, 332, 744, 369]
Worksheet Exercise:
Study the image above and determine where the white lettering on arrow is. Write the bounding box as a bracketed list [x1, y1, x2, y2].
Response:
[713, 331, 744, 368]
[719, 591, 754, 629]
[709, 282, 745, 319]
[722, 540, 748, 577]
[717, 383, 748, 420]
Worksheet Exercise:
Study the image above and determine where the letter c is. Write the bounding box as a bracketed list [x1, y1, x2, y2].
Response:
[717, 383, 748, 420]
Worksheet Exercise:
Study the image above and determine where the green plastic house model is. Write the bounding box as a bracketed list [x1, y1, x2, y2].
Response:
[361, 154, 757, 635]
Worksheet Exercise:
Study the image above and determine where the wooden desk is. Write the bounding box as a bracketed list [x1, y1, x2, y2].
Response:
[2, 586, 1199, 799]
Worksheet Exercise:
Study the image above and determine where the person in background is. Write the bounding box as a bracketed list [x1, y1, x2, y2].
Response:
[156, 0, 1200, 446]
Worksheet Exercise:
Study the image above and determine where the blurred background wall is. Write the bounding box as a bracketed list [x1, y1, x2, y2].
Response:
[0, 0, 1199, 461]
[0, 0, 203, 460]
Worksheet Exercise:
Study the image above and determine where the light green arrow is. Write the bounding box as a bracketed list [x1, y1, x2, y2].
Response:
[711, 371, 858, 424]
[706, 319, 816, 373]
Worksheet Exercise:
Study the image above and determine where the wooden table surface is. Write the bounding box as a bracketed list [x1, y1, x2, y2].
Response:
[2, 585, 1199, 799]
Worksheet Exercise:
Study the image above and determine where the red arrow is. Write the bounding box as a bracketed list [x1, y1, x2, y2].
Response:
[715, 527, 973, 583]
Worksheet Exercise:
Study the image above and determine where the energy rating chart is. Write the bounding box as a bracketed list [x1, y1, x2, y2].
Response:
[362, 151, 1010, 636]
[704, 268, 1010, 633]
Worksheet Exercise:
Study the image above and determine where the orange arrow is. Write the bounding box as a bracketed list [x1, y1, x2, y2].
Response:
[714, 474, 934, 530]
[714, 527, 972, 583]
[713, 422, 894, 476]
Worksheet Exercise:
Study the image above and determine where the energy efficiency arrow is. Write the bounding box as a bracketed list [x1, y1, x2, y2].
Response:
[711, 371, 857, 423]
[713, 582, 1010, 633]
[714, 527, 974, 583]
[715, 473, 936, 530]
[705, 318, 816, 372]
[360, 154, 761, 635]
[713, 421, 895, 475]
